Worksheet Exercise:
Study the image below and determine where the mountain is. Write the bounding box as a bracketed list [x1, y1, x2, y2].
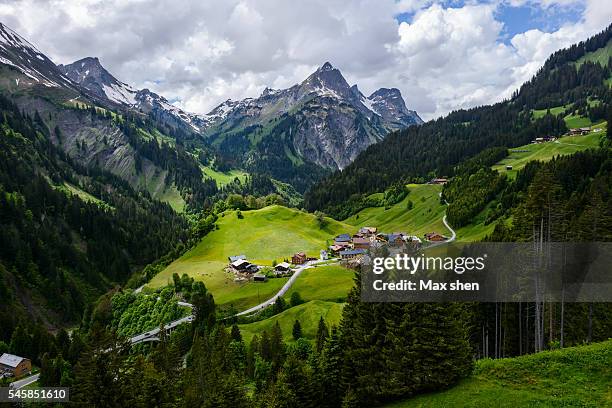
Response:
[58, 57, 423, 186]
[305, 24, 612, 217]
[0, 23, 75, 89]
[0, 23, 218, 211]
[58, 57, 209, 133]
[204, 62, 422, 172]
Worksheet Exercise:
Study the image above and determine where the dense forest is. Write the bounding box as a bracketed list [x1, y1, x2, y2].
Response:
[444, 147, 612, 358]
[12, 268, 471, 408]
[0, 95, 190, 344]
[304, 24, 612, 219]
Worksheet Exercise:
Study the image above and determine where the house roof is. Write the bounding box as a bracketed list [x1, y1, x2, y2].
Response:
[340, 249, 366, 256]
[359, 227, 377, 233]
[231, 259, 250, 268]
[293, 252, 306, 257]
[228, 255, 247, 262]
[0, 353, 26, 368]
[353, 237, 370, 244]
[276, 262, 291, 269]
[335, 234, 351, 242]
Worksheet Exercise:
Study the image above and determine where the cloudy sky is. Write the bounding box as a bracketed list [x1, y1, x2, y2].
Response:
[0, 0, 610, 120]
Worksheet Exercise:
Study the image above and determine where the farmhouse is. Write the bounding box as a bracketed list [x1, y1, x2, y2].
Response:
[274, 262, 291, 273]
[253, 273, 268, 282]
[506, 165, 513, 170]
[292, 252, 307, 265]
[0, 353, 31, 378]
[352, 237, 371, 250]
[329, 244, 348, 255]
[340, 249, 366, 259]
[387, 233, 404, 247]
[228, 255, 247, 263]
[358, 226, 377, 236]
[425, 232, 447, 242]
[569, 127, 590, 136]
[334, 234, 351, 244]
[230, 259, 259, 273]
[405, 235, 422, 244]
[430, 178, 448, 185]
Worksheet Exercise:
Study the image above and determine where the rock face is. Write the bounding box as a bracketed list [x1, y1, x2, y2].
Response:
[60, 57, 423, 170]
[204, 62, 423, 169]
[59, 57, 209, 133]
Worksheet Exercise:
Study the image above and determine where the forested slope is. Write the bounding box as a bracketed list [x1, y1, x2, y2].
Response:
[0, 94, 190, 341]
[305, 24, 612, 218]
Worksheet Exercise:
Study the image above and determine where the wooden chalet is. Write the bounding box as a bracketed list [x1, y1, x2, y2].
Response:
[292, 252, 307, 265]
[424, 232, 446, 242]
[274, 262, 291, 273]
[0, 353, 31, 378]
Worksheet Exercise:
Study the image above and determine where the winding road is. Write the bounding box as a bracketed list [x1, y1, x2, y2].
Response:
[130, 260, 332, 343]
[10, 373, 39, 389]
[130, 197, 457, 344]
[235, 259, 333, 317]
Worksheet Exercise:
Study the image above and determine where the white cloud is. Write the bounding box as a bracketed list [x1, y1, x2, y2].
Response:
[0, 0, 610, 120]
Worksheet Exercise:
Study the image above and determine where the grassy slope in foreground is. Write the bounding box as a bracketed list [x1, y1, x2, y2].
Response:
[344, 184, 446, 237]
[386, 340, 612, 408]
[238, 300, 344, 344]
[149, 205, 354, 309]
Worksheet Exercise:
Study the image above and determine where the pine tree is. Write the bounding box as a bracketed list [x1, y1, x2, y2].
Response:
[315, 317, 329, 354]
[231, 324, 243, 343]
[292, 320, 303, 340]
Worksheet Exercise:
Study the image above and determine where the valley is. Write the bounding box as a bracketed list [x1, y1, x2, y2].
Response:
[0, 15, 610, 408]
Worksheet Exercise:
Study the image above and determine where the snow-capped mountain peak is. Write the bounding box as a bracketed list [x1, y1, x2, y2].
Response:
[0, 22, 72, 88]
[59, 57, 137, 105]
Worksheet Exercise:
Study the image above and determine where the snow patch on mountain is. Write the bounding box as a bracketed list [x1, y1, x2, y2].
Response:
[102, 82, 137, 105]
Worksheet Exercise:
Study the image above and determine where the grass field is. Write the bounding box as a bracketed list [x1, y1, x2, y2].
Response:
[564, 114, 594, 129]
[531, 104, 570, 119]
[345, 184, 447, 237]
[531, 105, 603, 129]
[201, 165, 248, 186]
[454, 202, 498, 242]
[238, 300, 345, 344]
[575, 39, 612, 68]
[149, 205, 354, 309]
[284, 264, 355, 303]
[492, 128, 604, 179]
[386, 340, 612, 408]
[56, 182, 112, 209]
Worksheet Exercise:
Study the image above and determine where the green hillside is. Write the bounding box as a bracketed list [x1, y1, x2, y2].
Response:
[344, 184, 447, 237]
[201, 165, 248, 186]
[238, 300, 345, 344]
[492, 126, 605, 179]
[387, 340, 612, 408]
[149, 205, 354, 309]
[284, 264, 355, 303]
[575, 38, 612, 67]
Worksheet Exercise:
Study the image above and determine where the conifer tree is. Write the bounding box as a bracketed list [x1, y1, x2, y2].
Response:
[315, 317, 329, 354]
[292, 320, 303, 340]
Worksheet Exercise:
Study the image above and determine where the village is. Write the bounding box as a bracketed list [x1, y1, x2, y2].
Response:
[530, 125, 598, 145]
[226, 226, 449, 283]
